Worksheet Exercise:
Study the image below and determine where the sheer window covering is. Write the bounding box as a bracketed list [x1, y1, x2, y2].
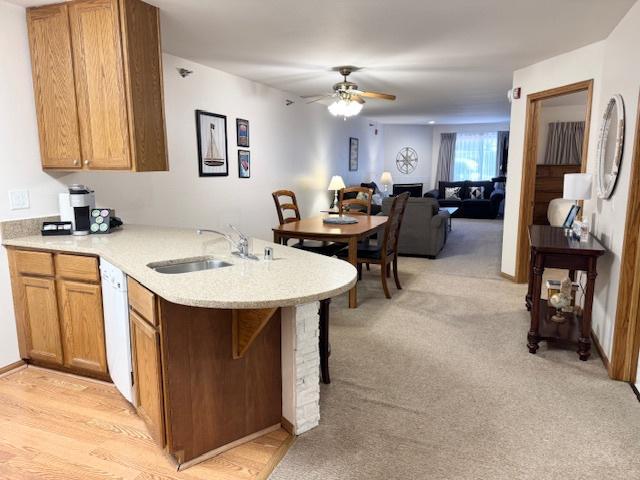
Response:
[452, 132, 498, 181]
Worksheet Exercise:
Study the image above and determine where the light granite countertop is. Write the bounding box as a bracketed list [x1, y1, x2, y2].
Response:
[2, 224, 357, 309]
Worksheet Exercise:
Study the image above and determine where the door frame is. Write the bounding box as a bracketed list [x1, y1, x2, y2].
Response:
[610, 91, 640, 382]
[514, 80, 594, 283]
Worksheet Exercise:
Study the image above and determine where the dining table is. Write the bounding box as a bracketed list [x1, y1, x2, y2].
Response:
[272, 214, 388, 309]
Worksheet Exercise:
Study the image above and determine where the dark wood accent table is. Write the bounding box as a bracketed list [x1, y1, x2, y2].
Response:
[526, 225, 606, 361]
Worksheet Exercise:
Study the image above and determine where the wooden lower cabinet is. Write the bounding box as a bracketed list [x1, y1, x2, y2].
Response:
[8, 248, 107, 379]
[130, 309, 165, 446]
[58, 280, 107, 374]
[21, 275, 64, 365]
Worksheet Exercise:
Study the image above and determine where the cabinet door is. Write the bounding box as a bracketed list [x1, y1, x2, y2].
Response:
[27, 4, 82, 169]
[21, 276, 64, 365]
[130, 309, 165, 445]
[69, 0, 131, 170]
[58, 280, 108, 374]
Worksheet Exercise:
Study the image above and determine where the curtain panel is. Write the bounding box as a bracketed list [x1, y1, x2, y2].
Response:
[544, 121, 585, 165]
[496, 131, 510, 175]
[435, 132, 456, 184]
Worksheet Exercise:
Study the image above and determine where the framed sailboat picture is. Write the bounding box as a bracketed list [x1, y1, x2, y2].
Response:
[196, 110, 228, 177]
[238, 150, 250, 178]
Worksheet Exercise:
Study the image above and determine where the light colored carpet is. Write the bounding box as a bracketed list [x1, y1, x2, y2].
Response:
[271, 219, 640, 480]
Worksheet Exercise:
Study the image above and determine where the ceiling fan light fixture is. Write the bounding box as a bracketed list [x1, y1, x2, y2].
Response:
[328, 98, 363, 118]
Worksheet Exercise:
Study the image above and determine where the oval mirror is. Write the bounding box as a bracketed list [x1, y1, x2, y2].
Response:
[596, 94, 625, 199]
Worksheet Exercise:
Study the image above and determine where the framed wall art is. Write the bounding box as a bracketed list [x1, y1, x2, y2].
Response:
[236, 118, 250, 147]
[349, 137, 359, 171]
[196, 110, 228, 177]
[238, 150, 250, 178]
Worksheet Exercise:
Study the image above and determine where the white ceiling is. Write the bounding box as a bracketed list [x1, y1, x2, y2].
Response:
[10, 0, 636, 124]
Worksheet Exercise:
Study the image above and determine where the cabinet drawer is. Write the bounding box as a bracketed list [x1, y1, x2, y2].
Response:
[55, 254, 99, 282]
[128, 277, 157, 326]
[14, 250, 54, 277]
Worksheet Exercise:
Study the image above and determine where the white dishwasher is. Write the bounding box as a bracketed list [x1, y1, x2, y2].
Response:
[100, 259, 134, 403]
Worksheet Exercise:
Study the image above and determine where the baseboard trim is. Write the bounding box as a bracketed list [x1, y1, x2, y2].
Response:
[591, 330, 610, 372]
[256, 430, 295, 480]
[500, 272, 516, 282]
[177, 423, 282, 471]
[630, 383, 640, 403]
[280, 415, 294, 435]
[0, 360, 26, 378]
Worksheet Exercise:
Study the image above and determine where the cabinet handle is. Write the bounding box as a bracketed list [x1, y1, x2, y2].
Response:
[84, 160, 91, 166]
[73, 160, 79, 166]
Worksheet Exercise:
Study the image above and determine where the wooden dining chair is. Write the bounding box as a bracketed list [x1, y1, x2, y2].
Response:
[341, 192, 410, 299]
[271, 189, 301, 225]
[338, 186, 373, 215]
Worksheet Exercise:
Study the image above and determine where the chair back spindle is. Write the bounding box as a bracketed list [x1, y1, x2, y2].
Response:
[382, 192, 410, 257]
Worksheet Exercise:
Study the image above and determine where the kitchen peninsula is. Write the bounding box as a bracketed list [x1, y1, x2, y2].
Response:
[2, 223, 356, 469]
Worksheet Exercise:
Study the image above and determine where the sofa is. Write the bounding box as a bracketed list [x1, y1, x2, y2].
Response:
[382, 196, 447, 258]
[392, 183, 423, 198]
[425, 180, 504, 219]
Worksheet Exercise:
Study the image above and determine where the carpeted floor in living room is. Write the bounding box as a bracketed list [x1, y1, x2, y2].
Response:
[271, 219, 640, 480]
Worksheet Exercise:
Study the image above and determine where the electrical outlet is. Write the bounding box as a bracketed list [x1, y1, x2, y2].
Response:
[8, 189, 30, 210]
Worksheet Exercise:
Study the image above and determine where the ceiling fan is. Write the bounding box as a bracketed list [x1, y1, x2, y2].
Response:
[303, 66, 396, 118]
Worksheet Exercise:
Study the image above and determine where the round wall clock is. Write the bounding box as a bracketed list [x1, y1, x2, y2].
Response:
[396, 147, 418, 174]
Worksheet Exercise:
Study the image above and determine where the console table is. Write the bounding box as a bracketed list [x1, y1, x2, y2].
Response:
[526, 225, 606, 361]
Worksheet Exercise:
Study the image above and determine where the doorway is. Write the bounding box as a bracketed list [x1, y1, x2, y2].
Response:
[514, 80, 594, 283]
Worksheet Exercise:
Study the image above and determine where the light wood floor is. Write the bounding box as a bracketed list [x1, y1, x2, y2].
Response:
[0, 366, 293, 480]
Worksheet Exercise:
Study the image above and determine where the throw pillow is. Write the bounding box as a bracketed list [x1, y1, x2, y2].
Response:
[444, 186, 462, 200]
[469, 186, 485, 200]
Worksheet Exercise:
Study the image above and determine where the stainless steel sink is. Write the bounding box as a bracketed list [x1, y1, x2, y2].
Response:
[148, 257, 232, 274]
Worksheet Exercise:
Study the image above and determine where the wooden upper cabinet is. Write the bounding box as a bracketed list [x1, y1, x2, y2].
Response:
[27, 4, 82, 169]
[69, 0, 131, 170]
[26, 0, 168, 172]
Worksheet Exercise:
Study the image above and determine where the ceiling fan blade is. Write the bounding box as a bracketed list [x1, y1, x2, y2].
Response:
[300, 94, 332, 99]
[306, 96, 329, 104]
[350, 95, 365, 104]
[355, 90, 396, 101]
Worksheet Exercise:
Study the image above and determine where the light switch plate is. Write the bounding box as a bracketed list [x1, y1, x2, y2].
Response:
[8, 189, 30, 210]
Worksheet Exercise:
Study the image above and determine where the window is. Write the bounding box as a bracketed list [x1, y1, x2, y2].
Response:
[452, 132, 498, 181]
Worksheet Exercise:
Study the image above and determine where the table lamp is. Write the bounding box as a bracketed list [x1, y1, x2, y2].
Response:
[563, 173, 593, 205]
[380, 171, 393, 195]
[328, 175, 345, 209]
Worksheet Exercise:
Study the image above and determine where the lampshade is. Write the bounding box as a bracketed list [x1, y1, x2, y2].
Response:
[563, 173, 593, 201]
[328, 175, 346, 191]
[380, 171, 393, 185]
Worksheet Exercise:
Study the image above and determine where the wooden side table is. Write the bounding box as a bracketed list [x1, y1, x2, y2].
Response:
[525, 225, 606, 361]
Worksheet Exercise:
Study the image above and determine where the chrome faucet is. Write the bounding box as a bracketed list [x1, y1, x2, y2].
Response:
[196, 225, 258, 260]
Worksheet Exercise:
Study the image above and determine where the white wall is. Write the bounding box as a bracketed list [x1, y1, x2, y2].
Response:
[65, 54, 382, 240]
[431, 122, 510, 187]
[0, 1, 71, 367]
[0, 3, 383, 368]
[502, 0, 640, 358]
[501, 41, 605, 277]
[381, 122, 510, 193]
[536, 105, 587, 164]
[382, 125, 433, 188]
